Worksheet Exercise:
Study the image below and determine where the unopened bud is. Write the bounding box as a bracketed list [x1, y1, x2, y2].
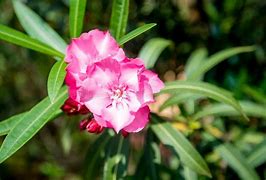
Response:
[61, 98, 90, 115]
[79, 119, 89, 131]
[121, 130, 129, 138]
[86, 119, 104, 134]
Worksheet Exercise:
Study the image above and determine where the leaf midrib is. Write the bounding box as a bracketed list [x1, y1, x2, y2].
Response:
[50, 61, 65, 102]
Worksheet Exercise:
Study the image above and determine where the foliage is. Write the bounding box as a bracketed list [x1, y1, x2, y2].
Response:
[0, 0, 265, 179]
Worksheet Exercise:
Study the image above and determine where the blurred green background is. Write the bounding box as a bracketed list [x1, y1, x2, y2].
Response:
[0, 0, 265, 179]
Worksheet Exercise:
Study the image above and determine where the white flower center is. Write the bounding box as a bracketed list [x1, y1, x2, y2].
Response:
[110, 85, 127, 103]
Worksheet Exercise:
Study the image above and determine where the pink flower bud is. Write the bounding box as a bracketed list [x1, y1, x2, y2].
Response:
[79, 119, 89, 131]
[86, 119, 104, 134]
[121, 130, 129, 138]
[61, 98, 90, 115]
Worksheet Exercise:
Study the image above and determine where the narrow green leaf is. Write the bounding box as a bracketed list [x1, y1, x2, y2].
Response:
[193, 101, 266, 120]
[13, 0, 67, 54]
[183, 166, 198, 180]
[159, 93, 204, 111]
[139, 38, 172, 69]
[69, 0, 87, 38]
[160, 81, 248, 121]
[0, 87, 68, 163]
[247, 140, 266, 167]
[0, 112, 27, 136]
[189, 46, 255, 80]
[47, 60, 67, 102]
[185, 48, 208, 79]
[151, 115, 211, 177]
[110, 0, 129, 40]
[0, 24, 64, 58]
[118, 23, 156, 45]
[243, 85, 266, 104]
[216, 143, 259, 180]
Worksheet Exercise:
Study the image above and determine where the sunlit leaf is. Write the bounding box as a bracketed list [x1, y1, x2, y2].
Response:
[139, 38, 172, 69]
[0, 24, 64, 58]
[160, 81, 248, 121]
[183, 166, 198, 180]
[110, 0, 129, 40]
[216, 143, 259, 180]
[13, 0, 67, 54]
[69, 0, 87, 38]
[189, 46, 255, 81]
[247, 140, 266, 168]
[118, 23, 156, 45]
[193, 101, 266, 120]
[151, 115, 211, 177]
[0, 112, 27, 136]
[185, 48, 208, 80]
[159, 93, 204, 112]
[0, 110, 62, 137]
[47, 60, 67, 102]
[0, 87, 68, 163]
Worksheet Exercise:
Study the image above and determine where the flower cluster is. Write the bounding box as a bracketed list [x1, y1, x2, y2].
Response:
[62, 29, 164, 135]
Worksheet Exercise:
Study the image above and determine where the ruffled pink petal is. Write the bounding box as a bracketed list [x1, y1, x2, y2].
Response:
[91, 30, 120, 57]
[137, 77, 155, 105]
[102, 103, 133, 133]
[80, 79, 111, 115]
[93, 114, 108, 128]
[142, 70, 164, 93]
[89, 58, 120, 87]
[120, 61, 143, 91]
[126, 91, 142, 112]
[123, 106, 150, 133]
[113, 48, 126, 62]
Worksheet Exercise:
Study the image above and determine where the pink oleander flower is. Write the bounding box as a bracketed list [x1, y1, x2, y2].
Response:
[65, 29, 125, 103]
[64, 29, 164, 133]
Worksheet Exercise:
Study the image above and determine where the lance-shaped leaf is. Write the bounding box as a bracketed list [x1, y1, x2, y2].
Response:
[151, 115, 211, 177]
[69, 0, 87, 38]
[159, 93, 204, 112]
[0, 24, 64, 58]
[13, 0, 67, 54]
[0, 110, 62, 137]
[110, 0, 129, 40]
[193, 101, 266, 120]
[185, 48, 208, 79]
[160, 81, 248, 121]
[118, 23, 156, 45]
[216, 143, 259, 180]
[47, 60, 67, 102]
[139, 38, 172, 69]
[0, 112, 27, 136]
[0, 87, 68, 163]
[247, 140, 266, 168]
[183, 166, 198, 180]
[189, 46, 255, 81]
